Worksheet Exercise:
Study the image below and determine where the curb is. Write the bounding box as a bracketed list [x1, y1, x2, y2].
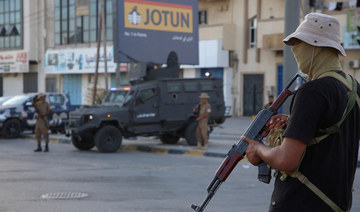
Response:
[24, 136, 72, 145]
[122, 144, 228, 159]
[24, 135, 360, 167]
[24, 135, 230, 159]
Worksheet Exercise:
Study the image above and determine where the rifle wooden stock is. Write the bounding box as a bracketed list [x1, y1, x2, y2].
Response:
[215, 148, 244, 181]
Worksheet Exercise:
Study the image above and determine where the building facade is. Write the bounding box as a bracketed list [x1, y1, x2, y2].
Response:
[194, 0, 360, 116]
[0, 0, 46, 96]
[0, 0, 359, 115]
[44, 0, 125, 105]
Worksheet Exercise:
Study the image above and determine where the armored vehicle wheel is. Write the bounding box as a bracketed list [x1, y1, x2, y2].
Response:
[184, 121, 197, 146]
[2, 119, 22, 138]
[72, 136, 95, 150]
[160, 134, 180, 144]
[94, 125, 122, 153]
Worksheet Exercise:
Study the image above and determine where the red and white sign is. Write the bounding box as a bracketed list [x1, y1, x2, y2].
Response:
[0, 50, 29, 73]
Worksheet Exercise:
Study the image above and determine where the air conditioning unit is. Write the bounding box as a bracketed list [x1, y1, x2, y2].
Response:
[348, 60, 360, 69]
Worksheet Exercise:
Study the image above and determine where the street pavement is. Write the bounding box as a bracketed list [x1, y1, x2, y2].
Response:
[19, 117, 360, 211]
[23, 116, 360, 166]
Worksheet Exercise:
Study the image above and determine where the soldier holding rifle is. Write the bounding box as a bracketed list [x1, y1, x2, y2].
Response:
[244, 13, 360, 212]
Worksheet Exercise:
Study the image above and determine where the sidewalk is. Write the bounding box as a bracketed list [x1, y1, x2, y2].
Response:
[212, 116, 252, 138]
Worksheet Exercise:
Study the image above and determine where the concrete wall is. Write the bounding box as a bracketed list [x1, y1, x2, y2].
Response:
[261, 0, 285, 19]
[23, 0, 39, 61]
[199, 0, 232, 25]
[223, 67, 233, 115]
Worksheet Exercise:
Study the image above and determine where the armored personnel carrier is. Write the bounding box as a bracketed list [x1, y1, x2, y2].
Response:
[66, 52, 226, 152]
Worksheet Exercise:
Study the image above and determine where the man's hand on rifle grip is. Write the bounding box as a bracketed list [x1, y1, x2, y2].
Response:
[266, 114, 289, 130]
[242, 136, 262, 166]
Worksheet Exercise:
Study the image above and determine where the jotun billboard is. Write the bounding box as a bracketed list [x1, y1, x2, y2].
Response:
[113, 0, 199, 65]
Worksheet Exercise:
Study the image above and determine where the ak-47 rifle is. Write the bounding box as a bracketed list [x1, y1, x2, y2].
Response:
[191, 74, 305, 212]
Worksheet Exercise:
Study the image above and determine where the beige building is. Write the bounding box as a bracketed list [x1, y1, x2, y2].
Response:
[193, 0, 360, 116]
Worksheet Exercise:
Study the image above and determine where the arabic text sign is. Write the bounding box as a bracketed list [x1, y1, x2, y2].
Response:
[0, 51, 29, 73]
[45, 47, 117, 74]
[115, 0, 199, 65]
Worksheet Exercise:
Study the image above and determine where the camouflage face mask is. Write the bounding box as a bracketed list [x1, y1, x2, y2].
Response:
[291, 42, 342, 80]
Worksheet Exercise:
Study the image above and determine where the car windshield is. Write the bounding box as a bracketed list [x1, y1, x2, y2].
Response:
[2, 95, 32, 106]
[103, 90, 129, 104]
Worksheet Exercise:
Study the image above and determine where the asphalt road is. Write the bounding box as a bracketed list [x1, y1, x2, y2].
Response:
[0, 137, 274, 212]
[0, 135, 359, 212]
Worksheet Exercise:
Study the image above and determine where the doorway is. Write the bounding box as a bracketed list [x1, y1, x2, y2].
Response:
[243, 74, 264, 116]
[63, 74, 82, 105]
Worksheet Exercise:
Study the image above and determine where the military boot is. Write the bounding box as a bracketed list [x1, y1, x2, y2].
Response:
[34, 146, 42, 152]
[202, 143, 208, 150]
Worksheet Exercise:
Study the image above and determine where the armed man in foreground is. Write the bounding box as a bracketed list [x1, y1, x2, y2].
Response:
[244, 13, 360, 211]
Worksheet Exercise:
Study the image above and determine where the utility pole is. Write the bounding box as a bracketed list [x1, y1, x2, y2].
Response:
[92, 0, 104, 105]
[102, 0, 108, 91]
[115, 64, 120, 86]
[282, 0, 300, 114]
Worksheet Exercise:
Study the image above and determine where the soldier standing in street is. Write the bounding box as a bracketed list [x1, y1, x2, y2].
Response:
[193, 93, 211, 150]
[33, 93, 53, 152]
[264, 95, 274, 109]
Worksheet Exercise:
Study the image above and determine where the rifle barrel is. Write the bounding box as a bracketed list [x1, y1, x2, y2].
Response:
[191, 177, 223, 212]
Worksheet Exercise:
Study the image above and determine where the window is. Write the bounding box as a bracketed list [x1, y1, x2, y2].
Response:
[49, 94, 65, 106]
[103, 89, 129, 104]
[168, 84, 182, 92]
[249, 17, 257, 48]
[199, 10, 207, 25]
[124, 90, 134, 104]
[0, 0, 22, 49]
[201, 83, 212, 91]
[139, 88, 157, 101]
[55, 0, 113, 45]
[184, 83, 198, 92]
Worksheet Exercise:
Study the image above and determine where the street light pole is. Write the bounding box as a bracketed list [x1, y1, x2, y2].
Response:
[92, 0, 104, 105]
[102, 0, 108, 92]
[282, 0, 300, 114]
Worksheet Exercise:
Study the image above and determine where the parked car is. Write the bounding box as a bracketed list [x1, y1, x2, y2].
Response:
[0, 95, 14, 105]
[0, 93, 82, 138]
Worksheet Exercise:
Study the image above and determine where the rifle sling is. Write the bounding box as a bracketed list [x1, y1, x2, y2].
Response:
[312, 72, 358, 144]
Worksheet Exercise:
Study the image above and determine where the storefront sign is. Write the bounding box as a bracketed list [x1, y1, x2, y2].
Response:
[45, 47, 117, 74]
[0, 51, 29, 73]
[76, 0, 90, 16]
[114, 0, 199, 64]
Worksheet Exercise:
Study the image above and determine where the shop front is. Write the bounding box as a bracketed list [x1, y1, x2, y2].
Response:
[0, 50, 29, 96]
[44, 46, 121, 105]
